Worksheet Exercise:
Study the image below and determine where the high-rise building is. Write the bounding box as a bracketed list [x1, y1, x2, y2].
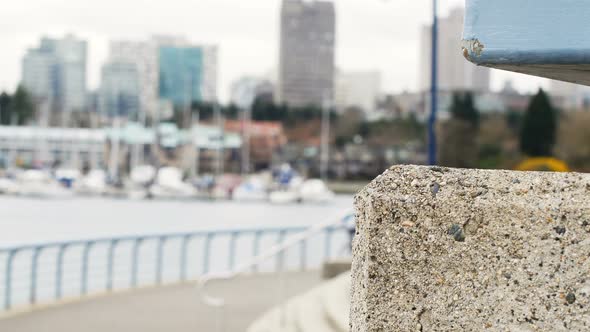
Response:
[108, 41, 159, 121]
[419, 8, 490, 92]
[22, 35, 87, 123]
[22, 48, 58, 102]
[279, 0, 336, 108]
[335, 71, 381, 113]
[158, 45, 218, 107]
[99, 62, 140, 118]
[105, 36, 217, 120]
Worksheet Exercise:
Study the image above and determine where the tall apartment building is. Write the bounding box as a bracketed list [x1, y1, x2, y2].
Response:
[279, 0, 336, 108]
[99, 62, 140, 118]
[419, 8, 490, 92]
[105, 37, 218, 120]
[22, 35, 87, 124]
[108, 41, 159, 121]
[335, 71, 382, 113]
[158, 44, 218, 107]
[22, 48, 58, 102]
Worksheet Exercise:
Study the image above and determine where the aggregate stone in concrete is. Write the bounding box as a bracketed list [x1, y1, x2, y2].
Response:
[350, 165, 590, 331]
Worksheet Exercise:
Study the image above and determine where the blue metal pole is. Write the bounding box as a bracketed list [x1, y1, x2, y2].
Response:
[428, 0, 439, 166]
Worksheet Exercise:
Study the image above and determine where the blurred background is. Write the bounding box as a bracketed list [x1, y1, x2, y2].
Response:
[0, 0, 587, 331]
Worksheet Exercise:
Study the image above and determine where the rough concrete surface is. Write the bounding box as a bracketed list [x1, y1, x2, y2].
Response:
[351, 166, 590, 331]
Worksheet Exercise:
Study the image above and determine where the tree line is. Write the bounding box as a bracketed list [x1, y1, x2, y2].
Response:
[0, 86, 36, 126]
[169, 96, 336, 128]
[441, 89, 558, 169]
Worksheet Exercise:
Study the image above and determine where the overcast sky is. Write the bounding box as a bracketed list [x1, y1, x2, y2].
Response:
[0, 0, 548, 101]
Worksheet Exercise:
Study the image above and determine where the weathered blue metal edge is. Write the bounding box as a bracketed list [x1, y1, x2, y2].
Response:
[464, 49, 590, 65]
[463, 0, 590, 66]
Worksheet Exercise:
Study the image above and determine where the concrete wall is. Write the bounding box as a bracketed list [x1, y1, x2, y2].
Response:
[351, 165, 590, 331]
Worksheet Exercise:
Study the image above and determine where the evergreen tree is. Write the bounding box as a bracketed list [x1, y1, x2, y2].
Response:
[0, 92, 12, 125]
[520, 89, 557, 157]
[439, 91, 480, 168]
[11, 86, 36, 125]
[450, 91, 479, 127]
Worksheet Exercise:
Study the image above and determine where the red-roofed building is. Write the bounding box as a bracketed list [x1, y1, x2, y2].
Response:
[225, 120, 287, 169]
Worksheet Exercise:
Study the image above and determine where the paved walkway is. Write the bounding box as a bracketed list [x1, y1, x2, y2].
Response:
[0, 272, 321, 332]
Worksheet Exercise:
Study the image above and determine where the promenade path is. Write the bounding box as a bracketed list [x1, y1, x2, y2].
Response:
[0, 271, 320, 332]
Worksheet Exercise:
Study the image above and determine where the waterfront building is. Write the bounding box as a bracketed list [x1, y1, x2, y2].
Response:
[225, 120, 286, 170]
[158, 44, 218, 107]
[108, 41, 159, 122]
[279, 0, 336, 108]
[22, 35, 88, 124]
[21, 49, 58, 104]
[99, 62, 141, 119]
[0, 124, 241, 172]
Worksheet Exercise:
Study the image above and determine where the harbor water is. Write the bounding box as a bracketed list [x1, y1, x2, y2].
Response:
[0, 196, 353, 310]
[0, 195, 353, 246]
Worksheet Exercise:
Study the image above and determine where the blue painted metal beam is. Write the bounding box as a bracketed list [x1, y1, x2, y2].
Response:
[463, 0, 590, 85]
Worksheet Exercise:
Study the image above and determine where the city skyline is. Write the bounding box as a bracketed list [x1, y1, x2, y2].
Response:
[1, 0, 548, 102]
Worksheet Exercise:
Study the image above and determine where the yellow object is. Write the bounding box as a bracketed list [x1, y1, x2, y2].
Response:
[515, 157, 570, 172]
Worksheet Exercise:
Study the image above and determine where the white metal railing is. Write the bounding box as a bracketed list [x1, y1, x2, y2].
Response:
[197, 209, 355, 331]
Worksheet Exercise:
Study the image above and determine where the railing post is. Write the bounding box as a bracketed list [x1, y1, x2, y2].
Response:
[202, 234, 213, 275]
[106, 240, 118, 292]
[30, 247, 42, 305]
[130, 238, 143, 288]
[324, 228, 333, 260]
[228, 232, 238, 271]
[56, 244, 69, 300]
[180, 235, 191, 282]
[81, 242, 94, 296]
[252, 231, 262, 272]
[4, 250, 17, 311]
[156, 237, 166, 285]
[299, 239, 307, 271]
[276, 230, 287, 272]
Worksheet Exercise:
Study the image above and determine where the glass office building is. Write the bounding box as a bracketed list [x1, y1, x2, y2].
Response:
[100, 62, 140, 118]
[158, 47, 205, 107]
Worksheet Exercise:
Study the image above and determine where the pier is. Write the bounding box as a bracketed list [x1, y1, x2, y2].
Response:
[0, 211, 353, 331]
[0, 272, 322, 332]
